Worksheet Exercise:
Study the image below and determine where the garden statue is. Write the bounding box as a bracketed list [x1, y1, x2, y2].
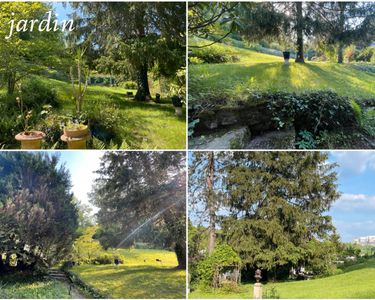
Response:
[253, 269, 262, 299]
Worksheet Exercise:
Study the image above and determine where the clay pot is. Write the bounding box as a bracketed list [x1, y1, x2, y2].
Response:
[61, 125, 90, 149]
[64, 125, 89, 138]
[15, 131, 45, 149]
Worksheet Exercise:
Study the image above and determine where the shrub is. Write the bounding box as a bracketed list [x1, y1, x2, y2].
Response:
[171, 95, 183, 107]
[87, 103, 123, 145]
[21, 79, 60, 110]
[355, 47, 375, 62]
[120, 81, 137, 89]
[196, 244, 241, 288]
[191, 47, 239, 64]
[266, 90, 358, 134]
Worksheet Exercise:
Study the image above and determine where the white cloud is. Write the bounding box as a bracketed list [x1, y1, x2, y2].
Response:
[333, 193, 375, 211]
[330, 151, 375, 174]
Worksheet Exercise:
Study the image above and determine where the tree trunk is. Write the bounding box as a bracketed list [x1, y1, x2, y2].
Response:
[207, 152, 216, 255]
[7, 72, 16, 95]
[337, 3, 346, 64]
[174, 241, 186, 269]
[134, 63, 151, 101]
[337, 43, 344, 64]
[295, 2, 305, 63]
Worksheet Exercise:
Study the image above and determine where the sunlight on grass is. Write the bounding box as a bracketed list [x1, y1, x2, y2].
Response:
[71, 249, 186, 299]
[189, 38, 375, 103]
[37, 78, 186, 149]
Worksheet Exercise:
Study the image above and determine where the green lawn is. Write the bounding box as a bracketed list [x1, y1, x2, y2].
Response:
[0, 275, 71, 299]
[1, 77, 186, 149]
[44, 78, 186, 149]
[189, 38, 375, 103]
[190, 258, 375, 299]
[71, 249, 186, 299]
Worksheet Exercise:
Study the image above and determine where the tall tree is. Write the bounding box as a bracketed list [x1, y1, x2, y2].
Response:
[72, 2, 186, 101]
[311, 2, 375, 63]
[0, 2, 64, 94]
[90, 152, 186, 269]
[0, 152, 78, 272]
[189, 152, 230, 254]
[222, 152, 340, 279]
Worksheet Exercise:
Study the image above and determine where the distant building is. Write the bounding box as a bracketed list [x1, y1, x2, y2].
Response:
[353, 236, 375, 246]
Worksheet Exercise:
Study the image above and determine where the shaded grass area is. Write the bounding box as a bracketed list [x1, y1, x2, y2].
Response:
[189, 38, 375, 104]
[71, 249, 186, 299]
[190, 258, 375, 299]
[0, 274, 71, 299]
[40, 78, 186, 149]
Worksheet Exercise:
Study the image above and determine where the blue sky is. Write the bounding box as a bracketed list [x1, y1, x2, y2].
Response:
[328, 151, 375, 242]
[58, 151, 104, 214]
[51, 2, 72, 22]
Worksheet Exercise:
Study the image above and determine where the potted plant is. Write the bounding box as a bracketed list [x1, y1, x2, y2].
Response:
[171, 95, 183, 117]
[61, 120, 90, 149]
[14, 86, 46, 149]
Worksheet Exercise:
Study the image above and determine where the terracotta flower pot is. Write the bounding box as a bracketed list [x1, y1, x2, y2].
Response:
[15, 131, 45, 149]
[61, 125, 90, 149]
[64, 125, 89, 138]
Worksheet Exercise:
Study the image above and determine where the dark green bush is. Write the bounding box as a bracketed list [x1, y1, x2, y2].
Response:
[191, 47, 239, 64]
[172, 95, 183, 107]
[21, 79, 60, 110]
[266, 90, 358, 134]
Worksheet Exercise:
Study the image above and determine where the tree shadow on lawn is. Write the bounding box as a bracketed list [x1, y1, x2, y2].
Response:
[300, 63, 375, 97]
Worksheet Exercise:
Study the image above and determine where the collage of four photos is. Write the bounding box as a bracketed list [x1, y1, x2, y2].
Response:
[0, 1, 375, 299]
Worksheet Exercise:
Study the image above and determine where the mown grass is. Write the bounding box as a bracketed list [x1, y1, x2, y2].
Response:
[71, 249, 186, 299]
[40, 78, 186, 149]
[0, 77, 186, 149]
[190, 258, 375, 299]
[0, 274, 71, 299]
[189, 38, 375, 103]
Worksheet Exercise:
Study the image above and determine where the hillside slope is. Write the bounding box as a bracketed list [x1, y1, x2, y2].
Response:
[189, 39, 375, 103]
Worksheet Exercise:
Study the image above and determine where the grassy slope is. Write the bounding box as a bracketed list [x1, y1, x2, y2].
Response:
[189, 38, 375, 101]
[3, 77, 186, 149]
[71, 249, 186, 299]
[46, 78, 186, 149]
[190, 258, 375, 299]
[0, 277, 71, 299]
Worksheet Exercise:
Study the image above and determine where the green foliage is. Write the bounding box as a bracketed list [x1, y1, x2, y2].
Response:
[0, 274, 71, 299]
[263, 286, 280, 299]
[191, 47, 239, 64]
[0, 152, 79, 271]
[267, 90, 358, 134]
[196, 244, 241, 287]
[119, 81, 137, 90]
[90, 152, 186, 268]
[355, 47, 375, 62]
[20, 78, 60, 110]
[171, 95, 183, 107]
[0, 2, 64, 94]
[221, 152, 339, 277]
[296, 130, 316, 149]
